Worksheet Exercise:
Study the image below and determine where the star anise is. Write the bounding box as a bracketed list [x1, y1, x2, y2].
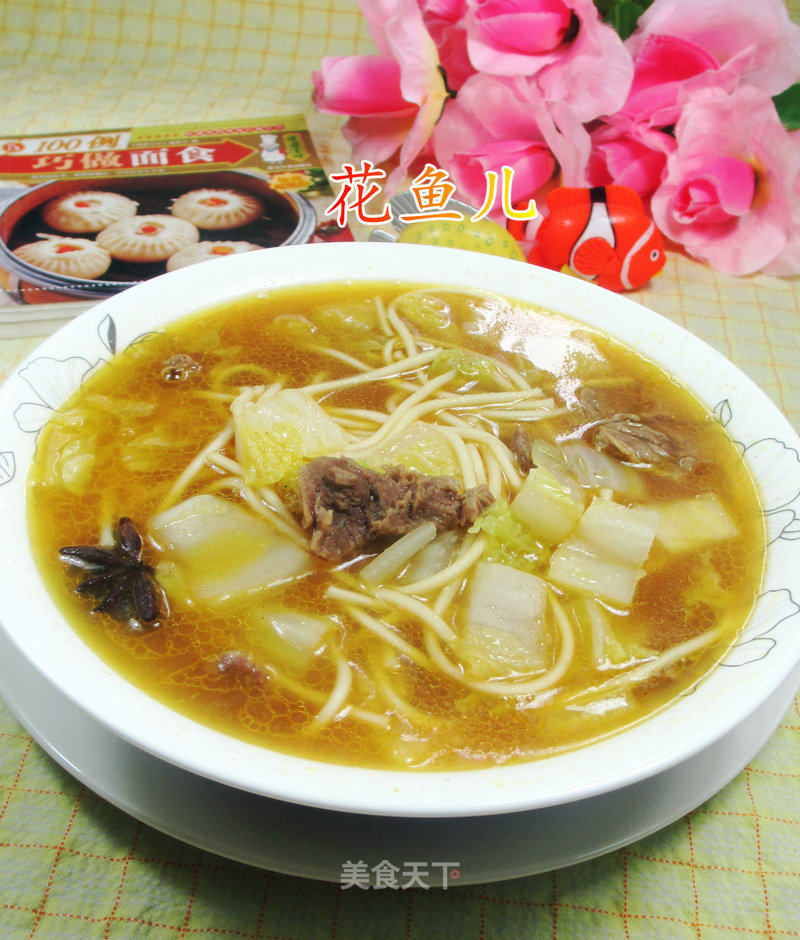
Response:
[59, 517, 167, 626]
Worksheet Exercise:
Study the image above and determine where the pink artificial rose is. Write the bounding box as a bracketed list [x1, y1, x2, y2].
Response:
[418, 0, 475, 91]
[620, 35, 741, 129]
[313, 57, 413, 122]
[627, 0, 800, 97]
[312, 0, 450, 190]
[587, 119, 673, 199]
[463, 0, 633, 121]
[431, 72, 590, 219]
[651, 85, 800, 275]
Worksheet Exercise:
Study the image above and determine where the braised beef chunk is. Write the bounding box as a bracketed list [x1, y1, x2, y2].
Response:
[584, 413, 699, 471]
[576, 386, 697, 469]
[504, 424, 535, 474]
[218, 651, 267, 685]
[461, 485, 495, 523]
[299, 456, 494, 561]
[590, 416, 676, 464]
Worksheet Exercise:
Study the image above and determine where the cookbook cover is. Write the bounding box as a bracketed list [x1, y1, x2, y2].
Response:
[0, 115, 351, 336]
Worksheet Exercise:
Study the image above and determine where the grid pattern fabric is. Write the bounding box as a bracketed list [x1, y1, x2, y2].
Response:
[0, 0, 372, 135]
[0, 710, 797, 937]
[0, 1, 799, 936]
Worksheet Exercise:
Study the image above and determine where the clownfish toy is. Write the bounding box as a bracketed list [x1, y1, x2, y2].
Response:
[520, 185, 666, 292]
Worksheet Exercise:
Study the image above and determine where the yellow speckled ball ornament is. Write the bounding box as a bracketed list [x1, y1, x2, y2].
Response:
[397, 216, 525, 262]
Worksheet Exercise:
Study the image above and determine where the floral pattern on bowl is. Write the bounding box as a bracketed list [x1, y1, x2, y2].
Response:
[706, 399, 800, 668]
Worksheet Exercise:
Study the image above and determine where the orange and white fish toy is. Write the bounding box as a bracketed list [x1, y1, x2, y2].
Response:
[523, 185, 666, 292]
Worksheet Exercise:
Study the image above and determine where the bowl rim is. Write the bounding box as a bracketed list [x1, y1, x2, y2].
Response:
[1, 241, 799, 818]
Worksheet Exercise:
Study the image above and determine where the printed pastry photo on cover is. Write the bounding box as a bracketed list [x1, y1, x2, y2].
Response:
[41, 191, 139, 234]
[13, 235, 112, 279]
[96, 215, 199, 262]
[166, 241, 261, 271]
[170, 189, 264, 230]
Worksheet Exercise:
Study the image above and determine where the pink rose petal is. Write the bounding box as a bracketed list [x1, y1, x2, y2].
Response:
[313, 0, 449, 194]
[587, 120, 672, 198]
[651, 85, 800, 275]
[432, 73, 589, 219]
[313, 57, 414, 116]
[628, 0, 800, 96]
[673, 157, 755, 224]
[463, 0, 633, 121]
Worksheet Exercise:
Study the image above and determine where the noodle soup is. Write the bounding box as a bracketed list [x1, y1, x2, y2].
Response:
[27, 283, 765, 770]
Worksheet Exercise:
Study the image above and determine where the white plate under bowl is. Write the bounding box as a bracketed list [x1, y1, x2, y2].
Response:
[0, 243, 799, 819]
[2, 624, 797, 883]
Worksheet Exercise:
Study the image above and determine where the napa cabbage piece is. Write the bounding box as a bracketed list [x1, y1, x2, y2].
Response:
[429, 349, 494, 385]
[314, 299, 379, 333]
[121, 431, 173, 473]
[401, 530, 461, 583]
[268, 313, 317, 341]
[310, 300, 389, 360]
[149, 494, 311, 605]
[549, 541, 642, 607]
[562, 440, 643, 496]
[82, 394, 155, 419]
[457, 561, 548, 677]
[528, 440, 585, 503]
[33, 409, 97, 495]
[469, 499, 547, 573]
[574, 497, 659, 566]
[360, 521, 437, 585]
[361, 421, 460, 478]
[394, 293, 452, 332]
[548, 497, 658, 606]
[232, 388, 350, 485]
[42, 433, 96, 494]
[577, 597, 639, 668]
[247, 607, 335, 672]
[653, 493, 738, 553]
[37, 391, 167, 494]
[511, 467, 583, 544]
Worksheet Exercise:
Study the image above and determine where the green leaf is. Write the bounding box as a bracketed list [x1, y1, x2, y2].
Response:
[608, 1, 648, 40]
[596, 0, 654, 40]
[773, 84, 800, 131]
[593, 0, 617, 17]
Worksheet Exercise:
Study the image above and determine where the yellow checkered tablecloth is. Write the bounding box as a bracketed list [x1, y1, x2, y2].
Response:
[0, 1, 798, 936]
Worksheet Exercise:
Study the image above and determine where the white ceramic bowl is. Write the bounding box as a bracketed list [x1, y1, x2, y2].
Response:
[1, 242, 799, 818]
